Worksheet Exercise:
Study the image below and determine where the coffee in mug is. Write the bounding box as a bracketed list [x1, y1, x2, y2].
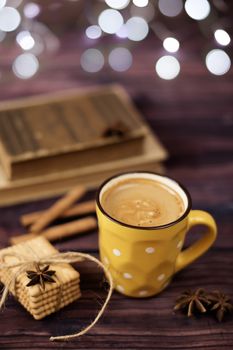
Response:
[101, 177, 185, 227]
[96, 172, 217, 298]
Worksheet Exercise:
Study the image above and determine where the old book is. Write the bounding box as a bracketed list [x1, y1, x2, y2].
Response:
[0, 85, 148, 180]
[0, 134, 165, 205]
[0, 85, 168, 205]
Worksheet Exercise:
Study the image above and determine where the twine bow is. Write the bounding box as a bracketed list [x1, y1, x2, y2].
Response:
[0, 251, 113, 341]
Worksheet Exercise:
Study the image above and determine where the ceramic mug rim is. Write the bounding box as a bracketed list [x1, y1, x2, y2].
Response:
[96, 171, 192, 230]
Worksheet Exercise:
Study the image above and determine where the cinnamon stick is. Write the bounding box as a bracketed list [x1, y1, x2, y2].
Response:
[30, 186, 86, 233]
[10, 216, 97, 245]
[20, 200, 96, 227]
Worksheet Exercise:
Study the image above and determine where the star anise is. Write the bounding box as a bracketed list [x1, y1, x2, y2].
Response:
[102, 121, 129, 138]
[207, 291, 233, 322]
[26, 263, 56, 290]
[174, 288, 210, 317]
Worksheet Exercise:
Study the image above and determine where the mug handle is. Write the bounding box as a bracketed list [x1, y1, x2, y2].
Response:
[175, 210, 217, 273]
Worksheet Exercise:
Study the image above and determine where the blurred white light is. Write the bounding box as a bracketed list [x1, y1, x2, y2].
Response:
[108, 47, 132, 71]
[29, 34, 44, 55]
[98, 9, 123, 34]
[23, 2, 40, 18]
[158, 0, 183, 17]
[105, 0, 129, 10]
[163, 37, 180, 53]
[80, 48, 104, 73]
[0, 0, 6, 10]
[130, 1, 155, 22]
[184, 0, 210, 20]
[214, 29, 231, 46]
[116, 24, 128, 38]
[133, 0, 148, 7]
[0, 30, 6, 41]
[13, 53, 39, 79]
[0, 6, 21, 32]
[85, 25, 102, 39]
[16, 31, 35, 50]
[205, 49, 231, 75]
[155, 55, 180, 80]
[126, 16, 149, 41]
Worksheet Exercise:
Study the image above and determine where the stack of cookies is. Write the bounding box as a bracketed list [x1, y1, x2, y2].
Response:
[0, 237, 81, 320]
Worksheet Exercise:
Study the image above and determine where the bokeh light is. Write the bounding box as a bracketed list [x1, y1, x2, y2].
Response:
[80, 48, 104, 73]
[105, 0, 130, 10]
[23, 2, 40, 18]
[85, 25, 102, 39]
[130, 1, 155, 22]
[205, 49, 231, 75]
[214, 29, 231, 46]
[0, 6, 21, 32]
[108, 47, 132, 71]
[29, 34, 44, 55]
[126, 17, 149, 41]
[0, 30, 6, 41]
[184, 0, 210, 20]
[132, 0, 149, 7]
[98, 9, 123, 34]
[0, 0, 6, 10]
[163, 37, 180, 53]
[158, 0, 183, 17]
[13, 53, 39, 79]
[116, 24, 128, 38]
[16, 31, 35, 50]
[155, 55, 180, 80]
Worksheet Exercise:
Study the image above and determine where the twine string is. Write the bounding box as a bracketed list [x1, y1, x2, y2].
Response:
[0, 251, 113, 341]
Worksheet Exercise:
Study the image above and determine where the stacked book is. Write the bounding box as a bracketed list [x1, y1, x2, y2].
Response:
[0, 85, 167, 205]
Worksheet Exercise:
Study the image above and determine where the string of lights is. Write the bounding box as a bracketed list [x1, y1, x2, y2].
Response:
[0, 0, 231, 80]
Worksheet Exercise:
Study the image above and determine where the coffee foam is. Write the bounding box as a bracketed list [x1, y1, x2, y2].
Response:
[100, 173, 188, 227]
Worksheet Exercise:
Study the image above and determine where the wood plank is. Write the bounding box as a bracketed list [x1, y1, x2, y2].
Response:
[0, 252, 232, 349]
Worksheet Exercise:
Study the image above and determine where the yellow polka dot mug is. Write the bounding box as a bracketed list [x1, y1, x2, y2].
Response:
[96, 172, 217, 298]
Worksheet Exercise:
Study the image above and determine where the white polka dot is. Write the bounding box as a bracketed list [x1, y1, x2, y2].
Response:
[145, 247, 155, 254]
[177, 240, 183, 249]
[113, 248, 121, 256]
[103, 256, 109, 265]
[157, 273, 165, 281]
[116, 285, 124, 292]
[138, 290, 148, 296]
[123, 272, 132, 279]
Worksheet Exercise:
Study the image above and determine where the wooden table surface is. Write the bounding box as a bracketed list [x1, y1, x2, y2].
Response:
[0, 19, 233, 349]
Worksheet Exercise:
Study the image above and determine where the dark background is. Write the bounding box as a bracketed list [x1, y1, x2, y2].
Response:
[0, 1, 233, 349]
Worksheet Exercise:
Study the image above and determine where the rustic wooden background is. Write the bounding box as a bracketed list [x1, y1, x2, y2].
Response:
[0, 4, 233, 348]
